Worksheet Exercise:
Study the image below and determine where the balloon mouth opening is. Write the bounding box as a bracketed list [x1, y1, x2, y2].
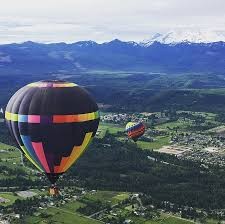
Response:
[46, 173, 63, 185]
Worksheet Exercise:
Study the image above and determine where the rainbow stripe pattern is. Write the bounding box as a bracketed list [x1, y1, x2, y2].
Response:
[5, 80, 100, 184]
[125, 122, 145, 142]
[5, 111, 99, 124]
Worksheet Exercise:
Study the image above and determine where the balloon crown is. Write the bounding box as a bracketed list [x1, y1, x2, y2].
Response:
[39, 80, 67, 83]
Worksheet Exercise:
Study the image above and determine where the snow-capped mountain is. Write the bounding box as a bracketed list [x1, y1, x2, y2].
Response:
[141, 29, 225, 46]
[1, 37, 225, 74]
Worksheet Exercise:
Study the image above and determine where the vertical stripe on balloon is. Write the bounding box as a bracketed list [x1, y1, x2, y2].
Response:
[56, 132, 93, 173]
[32, 142, 50, 173]
[20, 145, 44, 172]
[20, 135, 44, 171]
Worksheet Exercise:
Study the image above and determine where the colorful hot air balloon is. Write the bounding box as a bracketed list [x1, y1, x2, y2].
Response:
[125, 122, 145, 142]
[5, 80, 100, 194]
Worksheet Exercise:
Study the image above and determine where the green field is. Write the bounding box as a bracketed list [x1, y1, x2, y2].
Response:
[97, 123, 124, 138]
[156, 120, 190, 130]
[113, 192, 130, 201]
[0, 192, 21, 206]
[126, 213, 195, 224]
[137, 136, 171, 150]
[84, 191, 130, 205]
[31, 189, 48, 196]
[0, 142, 18, 150]
[126, 211, 219, 224]
[0, 142, 20, 158]
[205, 218, 221, 224]
[114, 212, 195, 224]
[0, 142, 22, 171]
[156, 111, 218, 131]
[156, 213, 195, 224]
[23, 191, 130, 224]
[60, 201, 86, 213]
[0, 145, 21, 160]
[24, 206, 101, 224]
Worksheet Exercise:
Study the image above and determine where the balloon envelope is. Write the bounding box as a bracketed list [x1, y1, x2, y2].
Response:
[125, 122, 145, 142]
[5, 80, 100, 184]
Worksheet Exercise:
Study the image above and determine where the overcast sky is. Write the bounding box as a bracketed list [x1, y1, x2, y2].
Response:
[0, 0, 224, 43]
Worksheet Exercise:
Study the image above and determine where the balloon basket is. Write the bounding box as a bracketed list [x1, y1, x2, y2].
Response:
[49, 185, 59, 196]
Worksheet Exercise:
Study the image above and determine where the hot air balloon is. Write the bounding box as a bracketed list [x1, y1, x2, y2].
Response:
[5, 80, 100, 195]
[125, 122, 145, 142]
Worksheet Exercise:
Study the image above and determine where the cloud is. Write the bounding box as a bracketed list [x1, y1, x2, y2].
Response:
[0, 0, 224, 43]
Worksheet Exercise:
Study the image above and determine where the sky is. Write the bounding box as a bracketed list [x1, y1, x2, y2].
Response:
[0, 0, 224, 43]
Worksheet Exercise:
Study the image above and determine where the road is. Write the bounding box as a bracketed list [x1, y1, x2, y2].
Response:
[88, 202, 120, 219]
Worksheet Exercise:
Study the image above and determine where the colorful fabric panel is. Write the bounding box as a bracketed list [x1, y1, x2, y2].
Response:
[5, 111, 99, 124]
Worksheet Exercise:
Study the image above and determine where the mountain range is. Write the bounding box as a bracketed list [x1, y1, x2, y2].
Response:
[0, 30, 225, 75]
[141, 29, 225, 45]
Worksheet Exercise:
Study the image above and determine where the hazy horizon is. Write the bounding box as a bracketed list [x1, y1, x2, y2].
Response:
[0, 0, 224, 44]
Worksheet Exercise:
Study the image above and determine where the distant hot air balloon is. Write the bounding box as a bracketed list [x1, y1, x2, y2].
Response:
[125, 122, 145, 142]
[5, 80, 100, 195]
